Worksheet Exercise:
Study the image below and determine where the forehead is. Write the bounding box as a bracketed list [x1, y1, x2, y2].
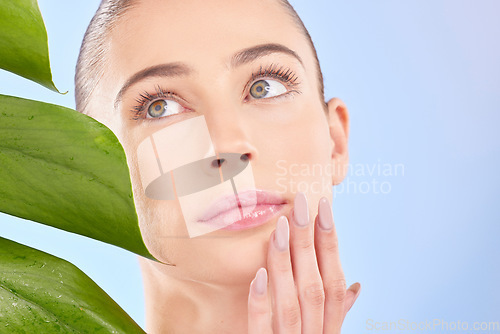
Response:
[107, 0, 313, 84]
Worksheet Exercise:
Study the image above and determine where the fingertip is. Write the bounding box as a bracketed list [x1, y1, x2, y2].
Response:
[318, 198, 334, 231]
[248, 268, 272, 333]
[252, 267, 268, 296]
[353, 282, 361, 301]
[318, 196, 330, 207]
[344, 282, 361, 314]
[349, 282, 361, 294]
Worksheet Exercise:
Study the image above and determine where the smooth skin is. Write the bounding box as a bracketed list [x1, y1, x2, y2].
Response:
[248, 193, 361, 334]
[82, 0, 360, 332]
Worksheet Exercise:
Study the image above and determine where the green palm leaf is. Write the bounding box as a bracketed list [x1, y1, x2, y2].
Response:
[0, 0, 60, 92]
[0, 236, 146, 333]
[0, 94, 155, 260]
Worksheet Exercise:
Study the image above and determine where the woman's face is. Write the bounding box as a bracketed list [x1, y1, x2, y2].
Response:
[91, 0, 343, 284]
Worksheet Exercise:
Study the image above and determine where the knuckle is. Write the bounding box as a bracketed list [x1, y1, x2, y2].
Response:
[294, 235, 315, 251]
[271, 255, 291, 274]
[323, 235, 339, 253]
[248, 300, 269, 317]
[325, 278, 347, 303]
[300, 281, 325, 307]
[279, 300, 301, 329]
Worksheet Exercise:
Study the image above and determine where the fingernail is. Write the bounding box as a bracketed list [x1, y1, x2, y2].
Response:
[293, 192, 309, 227]
[252, 268, 267, 295]
[318, 197, 333, 231]
[348, 283, 361, 312]
[352, 282, 361, 297]
[274, 216, 289, 251]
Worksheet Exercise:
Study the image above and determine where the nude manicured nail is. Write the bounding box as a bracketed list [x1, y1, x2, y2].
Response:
[274, 216, 289, 251]
[318, 197, 334, 231]
[253, 268, 267, 295]
[347, 283, 361, 311]
[293, 192, 309, 227]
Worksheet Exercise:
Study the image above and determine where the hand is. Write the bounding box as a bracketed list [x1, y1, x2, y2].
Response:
[247, 192, 360, 333]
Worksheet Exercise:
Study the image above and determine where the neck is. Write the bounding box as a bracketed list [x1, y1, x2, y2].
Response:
[140, 259, 250, 334]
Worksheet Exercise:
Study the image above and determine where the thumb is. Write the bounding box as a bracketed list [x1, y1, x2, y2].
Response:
[343, 282, 361, 317]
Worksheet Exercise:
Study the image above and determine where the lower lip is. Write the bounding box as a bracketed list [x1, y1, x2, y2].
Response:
[198, 203, 287, 231]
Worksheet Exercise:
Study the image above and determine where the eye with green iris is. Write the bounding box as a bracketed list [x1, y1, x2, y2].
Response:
[249, 79, 287, 99]
[147, 99, 183, 118]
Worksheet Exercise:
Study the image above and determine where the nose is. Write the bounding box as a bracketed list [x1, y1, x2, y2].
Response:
[205, 153, 252, 183]
[210, 153, 250, 168]
[204, 106, 258, 164]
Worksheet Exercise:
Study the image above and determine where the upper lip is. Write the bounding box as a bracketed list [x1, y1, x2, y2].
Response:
[197, 189, 288, 222]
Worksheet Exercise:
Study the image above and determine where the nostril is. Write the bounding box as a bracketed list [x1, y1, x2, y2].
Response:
[240, 153, 250, 162]
[211, 158, 225, 168]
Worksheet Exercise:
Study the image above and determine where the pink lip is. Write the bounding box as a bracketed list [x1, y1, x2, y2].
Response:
[197, 189, 288, 231]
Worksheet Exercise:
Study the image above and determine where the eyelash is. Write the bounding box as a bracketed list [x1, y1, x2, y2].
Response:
[248, 63, 300, 92]
[130, 64, 301, 120]
[130, 86, 182, 120]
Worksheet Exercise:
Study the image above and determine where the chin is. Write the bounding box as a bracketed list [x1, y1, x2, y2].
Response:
[204, 226, 273, 286]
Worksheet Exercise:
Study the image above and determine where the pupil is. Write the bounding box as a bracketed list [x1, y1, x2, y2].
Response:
[155, 104, 162, 111]
[256, 86, 263, 93]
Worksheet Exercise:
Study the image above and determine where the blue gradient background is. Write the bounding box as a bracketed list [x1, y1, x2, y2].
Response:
[1, 0, 498, 332]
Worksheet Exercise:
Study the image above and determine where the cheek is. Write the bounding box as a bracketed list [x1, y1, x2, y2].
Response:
[248, 99, 332, 198]
[115, 127, 191, 262]
[252, 100, 331, 169]
[286, 110, 330, 161]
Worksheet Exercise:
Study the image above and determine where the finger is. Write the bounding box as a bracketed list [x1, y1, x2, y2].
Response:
[289, 192, 324, 333]
[267, 216, 301, 334]
[248, 268, 273, 334]
[314, 197, 346, 334]
[343, 283, 361, 318]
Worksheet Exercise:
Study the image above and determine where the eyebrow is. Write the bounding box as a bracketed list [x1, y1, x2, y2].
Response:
[231, 43, 303, 68]
[114, 43, 303, 109]
[115, 63, 191, 108]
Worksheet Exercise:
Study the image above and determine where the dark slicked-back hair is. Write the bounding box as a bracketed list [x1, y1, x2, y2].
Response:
[75, 0, 324, 115]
